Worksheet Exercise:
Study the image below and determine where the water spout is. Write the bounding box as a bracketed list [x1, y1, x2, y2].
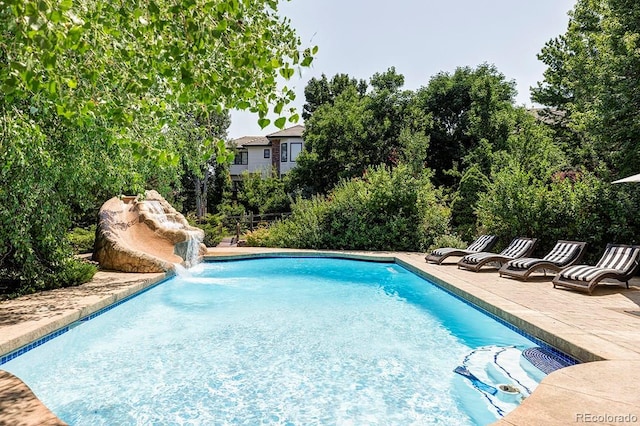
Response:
[146, 200, 183, 230]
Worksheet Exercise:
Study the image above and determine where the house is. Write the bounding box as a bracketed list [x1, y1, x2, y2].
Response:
[229, 124, 305, 184]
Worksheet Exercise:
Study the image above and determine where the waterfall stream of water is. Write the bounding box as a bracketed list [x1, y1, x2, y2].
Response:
[144, 201, 201, 268]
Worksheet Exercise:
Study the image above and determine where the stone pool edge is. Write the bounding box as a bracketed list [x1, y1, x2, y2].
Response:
[0, 272, 168, 362]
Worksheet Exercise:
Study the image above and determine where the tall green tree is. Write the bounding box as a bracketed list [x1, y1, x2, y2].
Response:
[533, 0, 640, 177]
[1, 0, 315, 293]
[292, 68, 429, 195]
[415, 64, 517, 186]
[302, 73, 367, 120]
[175, 109, 232, 219]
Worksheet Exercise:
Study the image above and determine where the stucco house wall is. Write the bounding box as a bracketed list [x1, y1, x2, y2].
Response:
[277, 136, 304, 175]
[247, 146, 273, 177]
[229, 125, 305, 180]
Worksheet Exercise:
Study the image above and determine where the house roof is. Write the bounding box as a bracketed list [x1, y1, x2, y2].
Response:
[230, 136, 270, 148]
[527, 107, 566, 125]
[266, 124, 305, 139]
[242, 136, 270, 146]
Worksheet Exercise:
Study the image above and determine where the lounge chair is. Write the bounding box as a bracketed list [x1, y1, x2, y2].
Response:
[425, 235, 498, 265]
[457, 237, 537, 272]
[498, 240, 587, 281]
[552, 244, 640, 294]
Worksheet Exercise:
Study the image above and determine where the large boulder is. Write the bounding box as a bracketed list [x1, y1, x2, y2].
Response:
[92, 190, 207, 273]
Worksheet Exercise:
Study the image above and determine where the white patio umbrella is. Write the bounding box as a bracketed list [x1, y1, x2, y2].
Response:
[612, 173, 640, 184]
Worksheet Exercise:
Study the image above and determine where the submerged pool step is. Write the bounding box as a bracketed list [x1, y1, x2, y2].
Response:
[454, 345, 535, 420]
[522, 346, 573, 375]
[488, 347, 538, 395]
[454, 365, 498, 395]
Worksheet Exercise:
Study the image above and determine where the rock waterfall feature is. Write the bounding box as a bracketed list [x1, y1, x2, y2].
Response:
[93, 190, 207, 273]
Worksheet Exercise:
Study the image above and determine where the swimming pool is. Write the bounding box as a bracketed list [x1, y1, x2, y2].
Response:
[1, 257, 572, 425]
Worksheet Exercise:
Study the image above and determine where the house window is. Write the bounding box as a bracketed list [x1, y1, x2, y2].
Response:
[264, 149, 270, 159]
[233, 151, 248, 165]
[281, 143, 288, 162]
[290, 142, 302, 162]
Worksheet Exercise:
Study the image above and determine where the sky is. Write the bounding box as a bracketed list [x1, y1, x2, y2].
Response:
[228, 0, 577, 139]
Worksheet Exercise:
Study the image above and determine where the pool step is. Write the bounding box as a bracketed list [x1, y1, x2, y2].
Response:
[453, 345, 539, 420]
[521, 346, 573, 375]
[453, 365, 498, 395]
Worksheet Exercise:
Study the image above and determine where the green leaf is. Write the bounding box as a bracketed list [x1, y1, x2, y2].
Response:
[180, 66, 193, 84]
[274, 117, 286, 129]
[258, 118, 270, 129]
[50, 10, 62, 23]
[279, 67, 294, 80]
[148, 1, 160, 15]
[60, 0, 73, 11]
[215, 139, 226, 152]
[288, 113, 300, 123]
[301, 57, 313, 67]
[43, 53, 56, 69]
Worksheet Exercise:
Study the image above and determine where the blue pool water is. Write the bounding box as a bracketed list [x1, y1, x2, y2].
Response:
[2, 258, 551, 425]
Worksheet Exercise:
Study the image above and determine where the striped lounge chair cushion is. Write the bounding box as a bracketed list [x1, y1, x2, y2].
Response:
[466, 235, 495, 252]
[560, 246, 640, 281]
[431, 235, 494, 256]
[595, 245, 640, 270]
[559, 266, 620, 282]
[463, 238, 533, 264]
[431, 247, 461, 257]
[500, 238, 534, 258]
[463, 252, 499, 264]
[508, 242, 579, 269]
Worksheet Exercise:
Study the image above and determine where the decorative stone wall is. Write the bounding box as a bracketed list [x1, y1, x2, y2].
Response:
[92, 190, 207, 273]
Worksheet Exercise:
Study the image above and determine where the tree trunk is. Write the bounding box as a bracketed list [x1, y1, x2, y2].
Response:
[194, 165, 212, 220]
[194, 175, 203, 220]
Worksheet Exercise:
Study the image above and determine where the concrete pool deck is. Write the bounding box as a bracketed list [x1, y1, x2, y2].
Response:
[1, 246, 639, 425]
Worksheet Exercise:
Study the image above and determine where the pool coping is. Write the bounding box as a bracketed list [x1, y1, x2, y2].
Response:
[0, 272, 168, 362]
[2, 248, 640, 425]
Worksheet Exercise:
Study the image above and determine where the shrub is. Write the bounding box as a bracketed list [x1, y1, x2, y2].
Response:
[236, 171, 292, 214]
[428, 233, 468, 253]
[2, 257, 97, 298]
[251, 164, 451, 251]
[216, 201, 247, 230]
[67, 226, 96, 254]
[244, 227, 272, 247]
[476, 166, 637, 262]
[263, 196, 329, 249]
[50, 258, 98, 289]
[187, 214, 225, 247]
